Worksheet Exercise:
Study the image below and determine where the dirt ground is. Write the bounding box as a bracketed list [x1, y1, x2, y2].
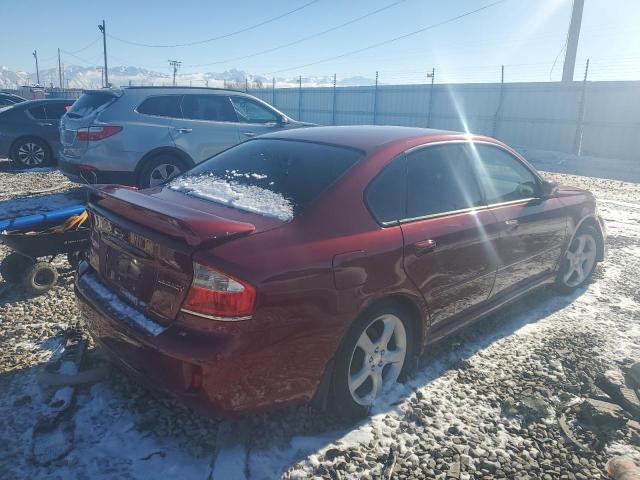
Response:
[0, 160, 639, 479]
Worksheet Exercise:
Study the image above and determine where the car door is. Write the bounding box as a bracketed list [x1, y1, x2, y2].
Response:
[229, 95, 283, 142]
[24, 103, 54, 140]
[43, 102, 72, 152]
[171, 94, 240, 163]
[469, 143, 567, 298]
[399, 143, 501, 327]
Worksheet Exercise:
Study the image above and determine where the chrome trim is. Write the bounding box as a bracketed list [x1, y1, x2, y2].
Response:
[180, 308, 252, 321]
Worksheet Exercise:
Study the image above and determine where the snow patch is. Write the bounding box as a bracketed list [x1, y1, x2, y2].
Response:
[170, 173, 293, 221]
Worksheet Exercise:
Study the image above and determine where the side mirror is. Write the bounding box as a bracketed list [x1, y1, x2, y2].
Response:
[541, 179, 558, 198]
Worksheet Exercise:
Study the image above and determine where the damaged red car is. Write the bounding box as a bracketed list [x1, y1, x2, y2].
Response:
[75, 125, 606, 418]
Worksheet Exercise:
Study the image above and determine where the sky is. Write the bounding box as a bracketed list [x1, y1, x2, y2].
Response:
[1, 0, 639, 83]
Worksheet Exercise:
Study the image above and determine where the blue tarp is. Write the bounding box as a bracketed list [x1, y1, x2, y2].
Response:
[0, 204, 86, 232]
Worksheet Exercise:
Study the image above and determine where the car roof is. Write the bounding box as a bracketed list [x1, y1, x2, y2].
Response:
[121, 86, 245, 94]
[16, 98, 75, 107]
[259, 125, 496, 153]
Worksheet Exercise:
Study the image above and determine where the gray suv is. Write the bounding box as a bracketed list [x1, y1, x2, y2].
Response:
[59, 87, 312, 187]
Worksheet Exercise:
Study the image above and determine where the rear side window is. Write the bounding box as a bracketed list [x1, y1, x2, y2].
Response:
[45, 103, 72, 120]
[68, 92, 115, 117]
[406, 144, 484, 219]
[170, 139, 362, 220]
[27, 105, 47, 120]
[137, 95, 182, 118]
[366, 156, 406, 225]
[181, 95, 237, 122]
[470, 144, 539, 204]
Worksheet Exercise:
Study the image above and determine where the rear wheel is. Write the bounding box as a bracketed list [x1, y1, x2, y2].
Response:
[22, 261, 58, 295]
[11, 137, 51, 168]
[329, 304, 416, 420]
[139, 154, 186, 188]
[0, 253, 34, 283]
[555, 226, 599, 293]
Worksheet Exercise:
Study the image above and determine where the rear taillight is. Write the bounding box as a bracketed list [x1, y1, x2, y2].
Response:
[76, 125, 122, 141]
[182, 262, 256, 319]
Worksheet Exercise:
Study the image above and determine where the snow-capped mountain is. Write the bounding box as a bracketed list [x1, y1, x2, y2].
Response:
[0, 65, 375, 90]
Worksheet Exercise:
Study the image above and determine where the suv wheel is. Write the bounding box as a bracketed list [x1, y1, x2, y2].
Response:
[11, 137, 51, 168]
[140, 154, 186, 188]
[555, 225, 599, 293]
[329, 304, 416, 420]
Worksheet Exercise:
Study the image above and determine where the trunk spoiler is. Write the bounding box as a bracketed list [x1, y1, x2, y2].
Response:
[87, 185, 255, 247]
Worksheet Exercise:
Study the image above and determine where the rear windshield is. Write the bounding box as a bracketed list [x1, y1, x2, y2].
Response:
[67, 92, 115, 118]
[170, 139, 362, 221]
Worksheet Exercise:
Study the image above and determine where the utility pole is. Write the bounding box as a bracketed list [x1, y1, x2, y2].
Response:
[57, 48, 63, 90]
[98, 20, 109, 87]
[562, 0, 584, 82]
[32, 50, 40, 85]
[168, 60, 181, 86]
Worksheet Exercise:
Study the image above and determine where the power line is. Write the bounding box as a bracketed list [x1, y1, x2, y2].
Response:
[187, 0, 407, 68]
[108, 0, 321, 48]
[266, 0, 508, 75]
[168, 60, 182, 86]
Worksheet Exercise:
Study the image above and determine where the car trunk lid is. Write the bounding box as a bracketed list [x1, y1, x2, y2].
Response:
[86, 185, 274, 326]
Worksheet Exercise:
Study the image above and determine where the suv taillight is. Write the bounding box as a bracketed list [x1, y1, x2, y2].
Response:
[182, 262, 256, 319]
[76, 125, 122, 141]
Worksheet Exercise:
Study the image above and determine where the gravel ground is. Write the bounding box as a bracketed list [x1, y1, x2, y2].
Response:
[0, 161, 639, 479]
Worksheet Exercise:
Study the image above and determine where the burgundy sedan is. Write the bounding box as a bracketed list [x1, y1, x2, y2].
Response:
[75, 126, 606, 418]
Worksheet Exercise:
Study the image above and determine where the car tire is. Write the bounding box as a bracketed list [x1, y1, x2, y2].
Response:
[555, 225, 599, 293]
[328, 303, 416, 421]
[139, 154, 187, 189]
[0, 253, 34, 283]
[11, 137, 52, 168]
[22, 261, 58, 295]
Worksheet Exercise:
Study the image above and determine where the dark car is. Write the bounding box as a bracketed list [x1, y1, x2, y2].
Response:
[0, 98, 75, 168]
[0, 92, 27, 108]
[75, 126, 606, 418]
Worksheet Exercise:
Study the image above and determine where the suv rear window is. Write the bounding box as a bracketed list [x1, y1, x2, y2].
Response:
[137, 95, 182, 117]
[170, 139, 362, 221]
[67, 92, 115, 117]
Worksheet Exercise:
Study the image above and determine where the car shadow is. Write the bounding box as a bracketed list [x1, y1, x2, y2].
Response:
[0, 158, 57, 173]
[235, 277, 594, 477]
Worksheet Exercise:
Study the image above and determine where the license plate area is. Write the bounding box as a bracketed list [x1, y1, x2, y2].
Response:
[104, 246, 157, 305]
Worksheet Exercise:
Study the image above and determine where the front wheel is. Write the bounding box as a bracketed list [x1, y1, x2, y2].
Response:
[555, 226, 599, 293]
[329, 304, 416, 420]
[11, 137, 51, 168]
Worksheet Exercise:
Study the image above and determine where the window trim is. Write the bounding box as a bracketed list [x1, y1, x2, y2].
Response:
[366, 140, 544, 227]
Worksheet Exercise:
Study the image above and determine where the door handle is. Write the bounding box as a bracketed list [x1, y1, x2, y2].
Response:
[38, 122, 53, 126]
[242, 131, 256, 137]
[414, 239, 437, 256]
[173, 128, 192, 134]
[504, 219, 519, 232]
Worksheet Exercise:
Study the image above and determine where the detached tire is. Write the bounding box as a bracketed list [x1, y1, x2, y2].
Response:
[0, 253, 34, 283]
[139, 154, 187, 189]
[11, 137, 52, 168]
[555, 225, 599, 293]
[328, 303, 416, 421]
[22, 262, 58, 295]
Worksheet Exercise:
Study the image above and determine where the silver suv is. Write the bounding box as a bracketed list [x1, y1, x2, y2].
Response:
[59, 87, 312, 188]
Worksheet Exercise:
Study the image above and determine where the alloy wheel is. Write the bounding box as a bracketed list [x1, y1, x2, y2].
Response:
[348, 313, 407, 406]
[562, 233, 597, 287]
[17, 142, 46, 166]
[149, 163, 181, 187]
